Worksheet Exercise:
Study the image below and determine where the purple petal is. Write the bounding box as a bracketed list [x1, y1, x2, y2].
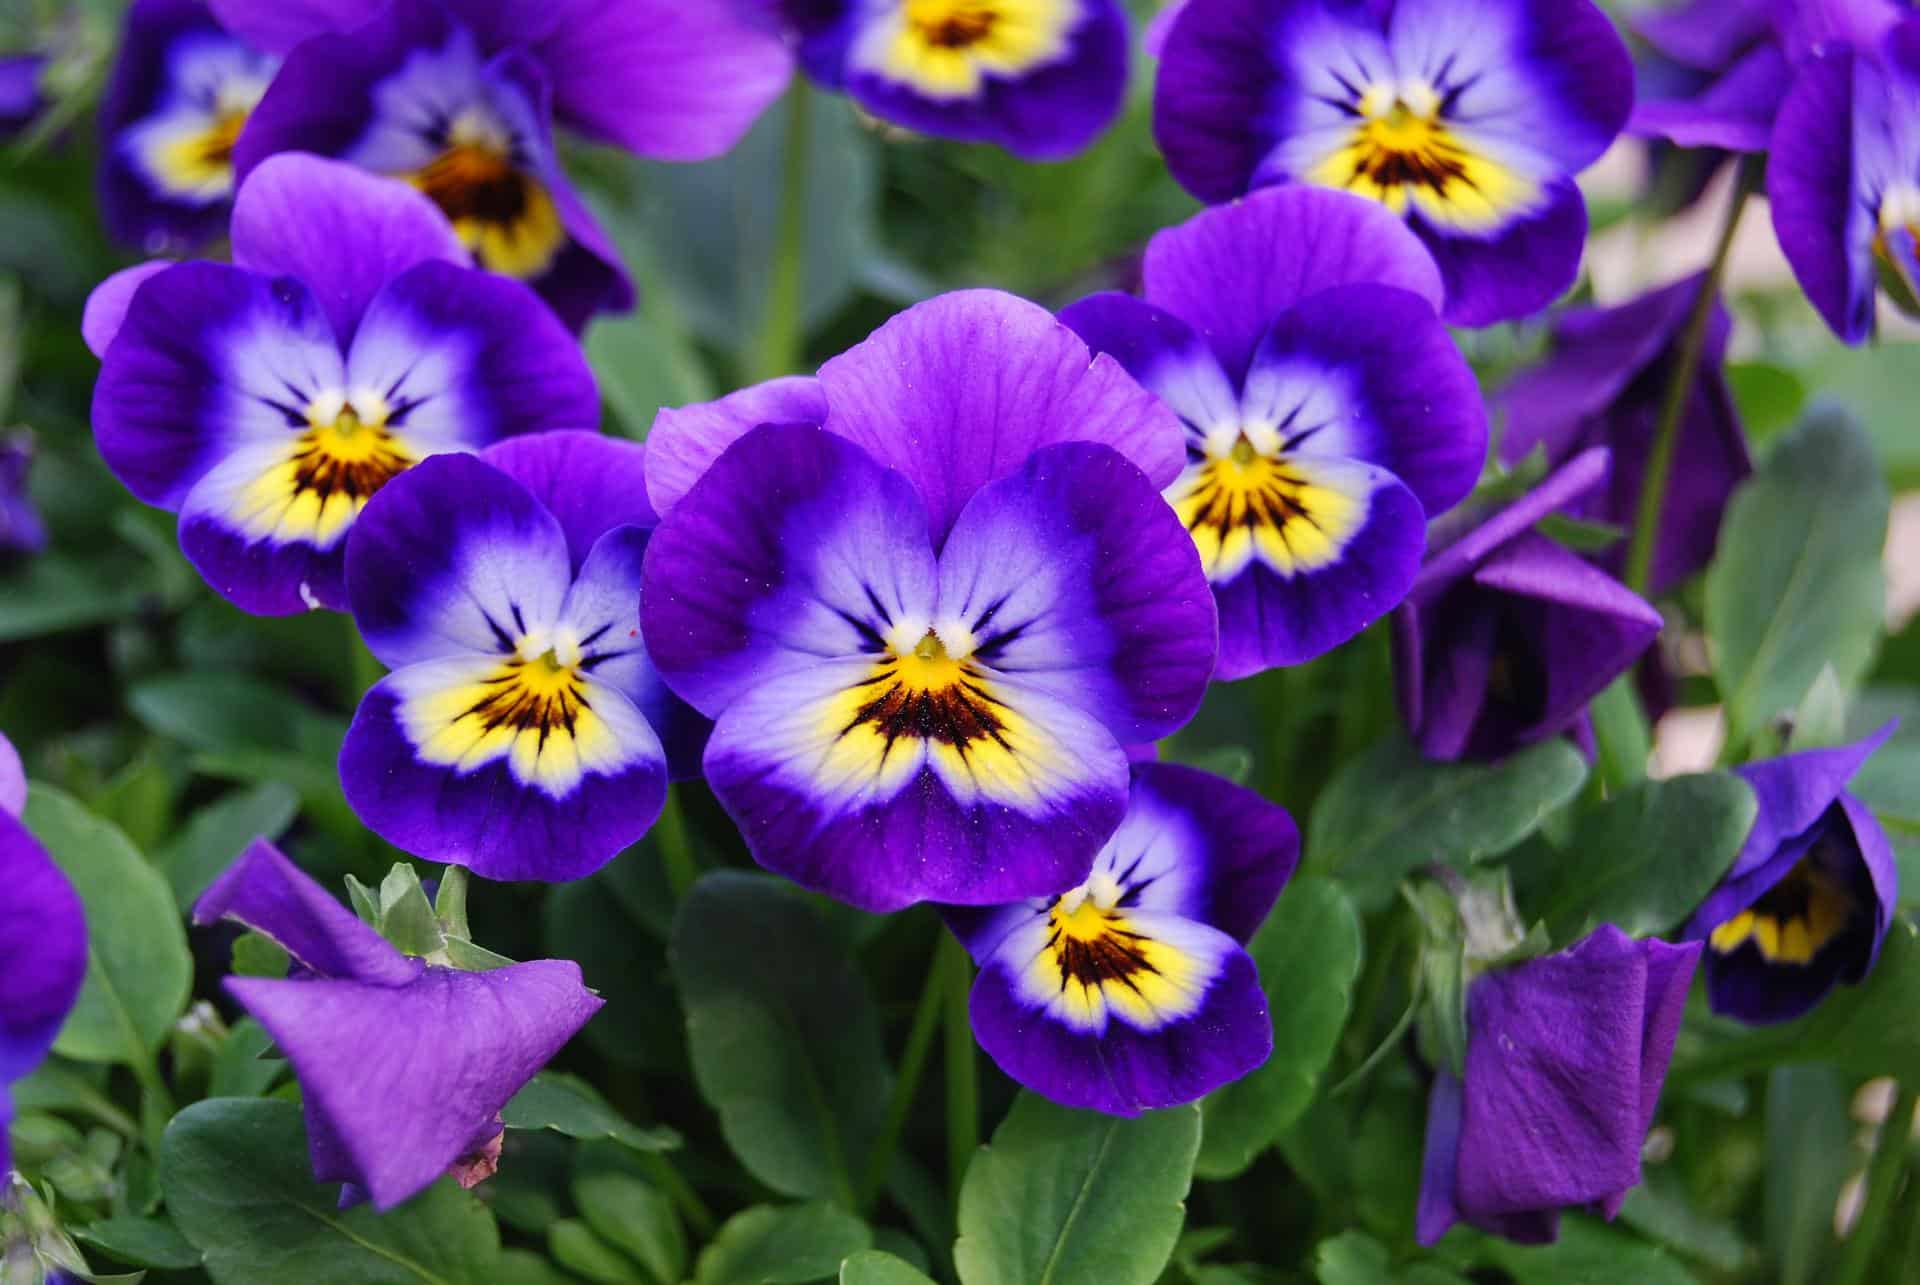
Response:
[1628, 42, 1789, 152]
[1055, 292, 1243, 434]
[1141, 187, 1444, 383]
[177, 446, 359, 615]
[193, 839, 418, 985]
[82, 261, 173, 359]
[935, 441, 1217, 743]
[481, 432, 655, 572]
[225, 960, 600, 1210]
[1414, 177, 1589, 328]
[1414, 446, 1611, 597]
[0, 809, 86, 1085]
[0, 733, 21, 818]
[1416, 1071, 1469, 1246]
[816, 290, 1186, 546]
[205, 0, 382, 52]
[1600, 935, 1700, 1216]
[645, 376, 828, 518]
[1634, 0, 1773, 70]
[1769, 49, 1873, 343]
[229, 153, 468, 347]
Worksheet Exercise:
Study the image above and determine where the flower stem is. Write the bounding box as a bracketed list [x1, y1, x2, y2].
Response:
[940, 934, 978, 1201]
[1838, 1083, 1918, 1285]
[858, 940, 948, 1213]
[747, 82, 812, 383]
[655, 787, 698, 900]
[1623, 155, 1762, 597]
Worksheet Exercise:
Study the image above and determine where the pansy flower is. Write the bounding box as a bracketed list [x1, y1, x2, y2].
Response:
[97, 0, 279, 252]
[943, 762, 1295, 1116]
[0, 438, 45, 565]
[339, 435, 702, 883]
[0, 54, 44, 140]
[0, 733, 88, 1178]
[770, 0, 1130, 158]
[643, 290, 1216, 913]
[1772, 14, 1920, 342]
[1392, 448, 1663, 762]
[1683, 727, 1900, 1025]
[215, 0, 792, 329]
[1152, 0, 1634, 325]
[1498, 275, 1752, 595]
[1417, 925, 1701, 1246]
[85, 152, 596, 616]
[1061, 186, 1486, 678]
[193, 841, 600, 1209]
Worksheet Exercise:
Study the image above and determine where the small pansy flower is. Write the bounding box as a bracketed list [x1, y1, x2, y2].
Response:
[0, 55, 45, 140]
[97, 0, 279, 252]
[193, 841, 600, 1209]
[339, 435, 701, 882]
[0, 733, 88, 1178]
[0, 438, 46, 565]
[1061, 186, 1487, 678]
[1498, 275, 1752, 596]
[1392, 449, 1664, 762]
[771, 0, 1131, 158]
[1683, 726, 1900, 1025]
[1772, 14, 1920, 342]
[942, 762, 1296, 1116]
[642, 290, 1216, 913]
[1416, 925, 1701, 1246]
[215, 0, 793, 329]
[1152, 0, 1634, 325]
[85, 152, 596, 616]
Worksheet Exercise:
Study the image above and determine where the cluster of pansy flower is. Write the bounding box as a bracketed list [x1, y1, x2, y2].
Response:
[10, 0, 1904, 1253]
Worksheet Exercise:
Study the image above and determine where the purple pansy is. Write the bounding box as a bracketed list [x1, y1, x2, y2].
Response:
[1417, 925, 1701, 1246]
[1498, 275, 1752, 595]
[1151, 0, 1634, 325]
[642, 290, 1216, 914]
[86, 152, 596, 617]
[943, 762, 1295, 1116]
[772, 0, 1131, 159]
[339, 437, 698, 883]
[0, 735, 88, 1179]
[97, 0, 279, 253]
[217, 0, 792, 329]
[0, 55, 45, 140]
[1683, 726, 1900, 1025]
[193, 841, 600, 1209]
[0, 438, 46, 564]
[1392, 449, 1664, 762]
[1771, 13, 1920, 343]
[1060, 186, 1486, 678]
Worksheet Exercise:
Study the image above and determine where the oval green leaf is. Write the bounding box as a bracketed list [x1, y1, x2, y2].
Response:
[691, 1203, 873, 1285]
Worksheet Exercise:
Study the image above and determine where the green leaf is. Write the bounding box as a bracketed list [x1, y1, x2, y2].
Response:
[208, 1018, 283, 1100]
[1529, 773, 1757, 939]
[574, 1172, 685, 1284]
[1314, 1231, 1395, 1285]
[549, 1219, 641, 1284]
[24, 786, 191, 1063]
[1197, 877, 1363, 1178]
[1306, 733, 1588, 908]
[953, 1094, 1201, 1285]
[691, 1203, 873, 1285]
[1706, 409, 1888, 750]
[73, 1215, 201, 1270]
[1764, 1066, 1853, 1285]
[671, 872, 890, 1204]
[1617, 1168, 1752, 1274]
[128, 672, 310, 754]
[1447, 1215, 1698, 1284]
[159, 1098, 502, 1285]
[155, 782, 299, 910]
[840, 1250, 938, 1285]
[501, 1073, 681, 1153]
[232, 932, 291, 979]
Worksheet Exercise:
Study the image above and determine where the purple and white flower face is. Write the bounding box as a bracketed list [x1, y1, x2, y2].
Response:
[97, 0, 279, 252]
[338, 441, 691, 883]
[785, 0, 1131, 158]
[642, 290, 1217, 913]
[1153, 0, 1634, 325]
[943, 763, 1296, 1116]
[1062, 186, 1487, 679]
[85, 153, 598, 616]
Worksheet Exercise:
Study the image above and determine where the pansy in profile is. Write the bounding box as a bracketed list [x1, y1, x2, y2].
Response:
[0, 733, 88, 1179]
[1392, 449, 1663, 762]
[1060, 186, 1486, 678]
[770, 0, 1131, 158]
[1683, 727, 1900, 1025]
[85, 152, 596, 616]
[193, 842, 600, 1209]
[943, 763, 1295, 1116]
[1498, 275, 1751, 595]
[216, 0, 793, 328]
[97, 0, 278, 252]
[643, 290, 1216, 913]
[340, 435, 700, 883]
[1152, 0, 1634, 325]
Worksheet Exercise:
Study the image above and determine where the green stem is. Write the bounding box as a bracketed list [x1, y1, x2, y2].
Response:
[641, 1151, 717, 1240]
[655, 787, 699, 900]
[1838, 1084, 1918, 1285]
[940, 934, 978, 1201]
[857, 943, 948, 1213]
[748, 83, 812, 383]
[1623, 155, 1762, 597]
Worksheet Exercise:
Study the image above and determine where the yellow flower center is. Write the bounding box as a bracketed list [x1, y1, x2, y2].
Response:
[1709, 853, 1857, 966]
[1170, 434, 1362, 580]
[410, 111, 565, 281]
[870, 0, 1074, 99]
